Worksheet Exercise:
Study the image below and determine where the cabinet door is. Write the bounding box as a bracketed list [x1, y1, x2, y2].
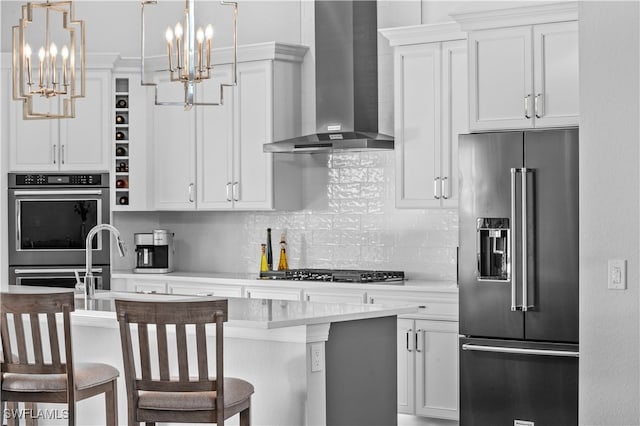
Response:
[153, 79, 196, 210]
[533, 21, 579, 128]
[233, 61, 274, 210]
[440, 40, 468, 207]
[469, 27, 533, 131]
[60, 70, 110, 170]
[197, 65, 235, 209]
[397, 318, 416, 414]
[9, 114, 58, 171]
[394, 43, 441, 208]
[415, 320, 459, 420]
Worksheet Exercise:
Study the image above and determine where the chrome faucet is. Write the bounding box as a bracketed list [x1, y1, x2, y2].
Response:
[76, 224, 126, 301]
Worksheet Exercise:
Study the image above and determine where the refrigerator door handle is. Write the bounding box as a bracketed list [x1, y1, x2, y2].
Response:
[522, 168, 533, 312]
[461, 343, 579, 358]
[510, 168, 520, 311]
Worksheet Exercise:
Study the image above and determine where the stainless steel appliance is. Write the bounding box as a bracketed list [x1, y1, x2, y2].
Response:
[263, 0, 393, 153]
[458, 129, 579, 425]
[260, 269, 404, 284]
[133, 230, 174, 274]
[8, 172, 112, 289]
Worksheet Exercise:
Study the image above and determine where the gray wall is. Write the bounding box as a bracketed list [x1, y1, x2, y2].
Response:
[579, 2, 640, 424]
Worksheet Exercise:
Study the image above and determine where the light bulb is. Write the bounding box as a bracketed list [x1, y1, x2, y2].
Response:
[165, 27, 174, 43]
[174, 22, 183, 40]
[196, 27, 204, 43]
[38, 47, 45, 62]
[24, 43, 32, 58]
[205, 25, 214, 40]
[61, 45, 69, 59]
[49, 42, 58, 58]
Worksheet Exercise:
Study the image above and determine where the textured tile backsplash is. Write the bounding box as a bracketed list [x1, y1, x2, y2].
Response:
[114, 151, 459, 281]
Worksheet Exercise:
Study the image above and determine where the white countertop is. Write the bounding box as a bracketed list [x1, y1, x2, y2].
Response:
[6, 287, 420, 330]
[112, 269, 459, 293]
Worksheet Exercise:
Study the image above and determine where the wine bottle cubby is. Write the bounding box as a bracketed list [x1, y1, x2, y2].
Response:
[114, 78, 130, 206]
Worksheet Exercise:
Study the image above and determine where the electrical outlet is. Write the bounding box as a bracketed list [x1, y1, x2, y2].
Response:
[608, 259, 627, 290]
[311, 343, 323, 372]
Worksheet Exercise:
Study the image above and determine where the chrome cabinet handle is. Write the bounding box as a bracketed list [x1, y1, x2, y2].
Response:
[406, 329, 413, 352]
[535, 93, 543, 118]
[510, 168, 519, 312]
[441, 177, 448, 200]
[225, 182, 232, 202]
[415, 329, 423, 353]
[53, 144, 57, 164]
[524, 94, 531, 119]
[61, 144, 65, 164]
[188, 183, 194, 203]
[434, 177, 440, 200]
[462, 343, 579, 358]
[232, 181, 239, 202]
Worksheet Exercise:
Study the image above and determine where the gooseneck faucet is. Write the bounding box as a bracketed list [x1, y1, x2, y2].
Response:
[76, 224, 126, 301]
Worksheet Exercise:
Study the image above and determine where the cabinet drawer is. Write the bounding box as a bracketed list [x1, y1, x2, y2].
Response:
[130, 280, 168, 294]
[168, 283, 242, 298]
[368, 293, 458, 321]
[245, 286, 302, 301]
[304, 290, 366, 304]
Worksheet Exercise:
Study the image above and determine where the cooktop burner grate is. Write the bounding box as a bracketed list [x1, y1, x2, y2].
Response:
[259, 269, 405, 284]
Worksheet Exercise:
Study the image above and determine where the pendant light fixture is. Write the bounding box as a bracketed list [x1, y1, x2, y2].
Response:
[12, 0, 86, 120]
[141, 0, 238, 110]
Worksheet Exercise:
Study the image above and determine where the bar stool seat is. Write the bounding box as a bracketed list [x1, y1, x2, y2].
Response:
[116, 297, 253, 425]
[1, 290, 119, 426]
[3, 362, 119, 392]
[138, 377, 254, 411]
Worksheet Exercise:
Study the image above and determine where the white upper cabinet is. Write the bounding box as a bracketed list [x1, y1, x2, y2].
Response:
[9, 68, 112, 171]
[153, 42, 307, 211]
[153, 77, 197, 210]
[381, 23, 468, 208]
[533, 21, 579, 127]
[454, 2, 579, 131]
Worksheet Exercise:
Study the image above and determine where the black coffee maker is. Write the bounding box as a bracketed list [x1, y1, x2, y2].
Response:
[133, 230, 174, 273]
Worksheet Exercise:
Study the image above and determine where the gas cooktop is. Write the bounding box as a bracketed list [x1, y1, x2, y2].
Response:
[259, 269, 405, 284]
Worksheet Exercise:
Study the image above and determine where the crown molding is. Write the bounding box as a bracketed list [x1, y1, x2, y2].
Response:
[451, 2, 578, 32]
[380, 22, 466, 47]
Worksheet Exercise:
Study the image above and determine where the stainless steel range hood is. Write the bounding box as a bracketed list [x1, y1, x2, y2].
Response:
[264, 0, 393, 154]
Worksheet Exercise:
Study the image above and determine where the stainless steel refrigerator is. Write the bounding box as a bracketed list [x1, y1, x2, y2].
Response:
[458, 129, 579, 425]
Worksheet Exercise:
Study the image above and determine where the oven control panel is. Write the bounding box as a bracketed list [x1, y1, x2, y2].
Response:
[13, 174, 104, 186]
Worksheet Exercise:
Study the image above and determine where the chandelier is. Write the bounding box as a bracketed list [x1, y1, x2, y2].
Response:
[141, 0, 238, 109]
[12, 0, 85, 120]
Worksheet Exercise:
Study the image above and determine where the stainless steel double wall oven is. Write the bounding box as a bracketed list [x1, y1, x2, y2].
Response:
[8, 172, 111, 289]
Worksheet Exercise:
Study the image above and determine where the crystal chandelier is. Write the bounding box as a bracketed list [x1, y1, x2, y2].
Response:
[141, 0, 238, 109]
[12, 0, 85, 120]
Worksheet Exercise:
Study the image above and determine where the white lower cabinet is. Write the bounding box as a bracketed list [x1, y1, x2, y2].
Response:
[304, 289, 366, 304]
[398, 318, 459, 420]
[130, 280, 168, 294]
[245, 286, 302, 301]
[168, 282, 242, 298]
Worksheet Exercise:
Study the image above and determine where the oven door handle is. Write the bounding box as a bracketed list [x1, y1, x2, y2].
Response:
[13, 268, 103, 274]
[12, 190, 105, 196]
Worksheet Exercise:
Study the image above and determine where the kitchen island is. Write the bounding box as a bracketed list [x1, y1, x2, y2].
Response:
[5, 288, 419, 425]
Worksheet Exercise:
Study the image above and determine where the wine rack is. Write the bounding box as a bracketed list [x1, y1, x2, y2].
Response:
[114, 78, 129, 206]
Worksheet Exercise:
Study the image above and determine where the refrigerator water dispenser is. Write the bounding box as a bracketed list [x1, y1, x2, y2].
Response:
[477, 218, 510, 281]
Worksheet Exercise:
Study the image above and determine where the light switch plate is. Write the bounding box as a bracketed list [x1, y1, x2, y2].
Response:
[608, 259, 627, 290]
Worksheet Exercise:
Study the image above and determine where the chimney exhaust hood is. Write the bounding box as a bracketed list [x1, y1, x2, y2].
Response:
[263, 0, 393, 154]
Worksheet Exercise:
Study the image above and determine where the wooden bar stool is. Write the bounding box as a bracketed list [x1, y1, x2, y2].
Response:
[115, 298, 253, 426]
[0, 291, 119, 425]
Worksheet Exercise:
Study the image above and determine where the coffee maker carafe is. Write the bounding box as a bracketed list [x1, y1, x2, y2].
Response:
[134, 230, 174, 273]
